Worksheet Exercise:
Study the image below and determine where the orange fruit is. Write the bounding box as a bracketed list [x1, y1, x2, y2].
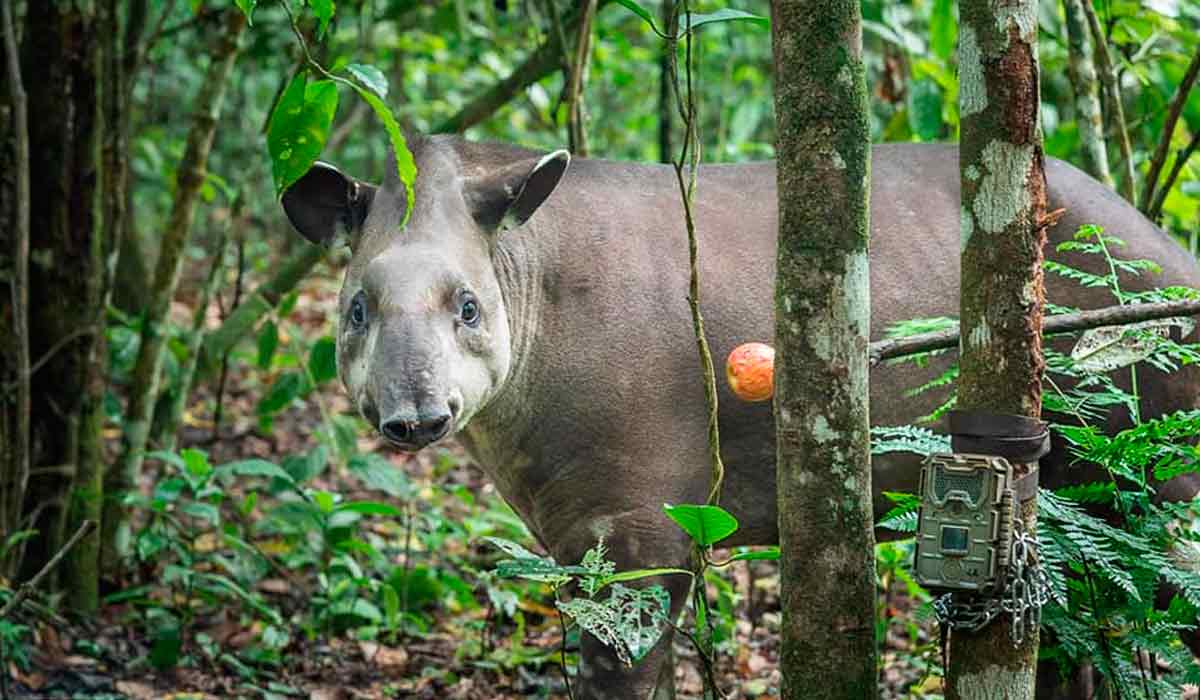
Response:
[726, 342, 775, 402]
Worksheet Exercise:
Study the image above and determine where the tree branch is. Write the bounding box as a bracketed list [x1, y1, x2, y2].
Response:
[870, 298, 1200, 366]
[2, 0, 32, 560]
[0, 521, 96, 621]
[1147, 128, 1200, 224]
[433, 0, 611, 134]
[1082, 0, 1136, 206]
[1139, 46, 1200, 215]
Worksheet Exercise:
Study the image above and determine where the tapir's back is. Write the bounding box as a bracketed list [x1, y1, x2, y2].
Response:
[486, 141, 1200, 549]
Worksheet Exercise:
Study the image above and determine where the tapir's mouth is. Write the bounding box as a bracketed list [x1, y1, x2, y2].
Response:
[375, 396, 461, 452]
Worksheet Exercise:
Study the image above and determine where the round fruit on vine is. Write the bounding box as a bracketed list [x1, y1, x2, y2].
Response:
[726, 342, 775, 402]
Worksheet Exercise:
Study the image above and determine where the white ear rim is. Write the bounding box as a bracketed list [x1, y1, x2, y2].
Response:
[497, 148, 572, 232]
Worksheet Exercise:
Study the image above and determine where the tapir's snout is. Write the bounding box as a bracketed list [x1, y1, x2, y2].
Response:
[380, 411, 452, 450]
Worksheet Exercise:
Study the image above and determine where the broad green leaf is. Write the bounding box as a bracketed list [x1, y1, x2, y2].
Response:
[235, 0, 257, 23]
[148, 611, 182, 670]
[348, 453, 412, 498]
[181, 501, 221, 526]
[662, 503, 739, 546]
[257, 320, 278, 369]
[283, 445, 329, 485]
[310, 0, 335, 38]
[613, 0, 660, 34]
[347, 63, 388, 100]
[334, 501, 403, 517]
[383, 584, 400, 629]
[145, 450, 186, 469]
[329, 598, 383, 625]
[314, 490, 336, 514]
[216, 459, 296, 485]
[180, 448, 212, 480]
[350, 86, 416, 228]
[267, 74, 339, 198]
[484, 536, 546, 561]
[309, 335, 337, 384]
[680, 9, 769, 35]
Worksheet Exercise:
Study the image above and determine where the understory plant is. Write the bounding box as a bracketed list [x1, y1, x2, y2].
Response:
[875, 223, 1200, 696]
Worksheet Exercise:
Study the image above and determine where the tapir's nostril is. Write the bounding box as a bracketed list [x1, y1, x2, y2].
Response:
[380, 413, 452, 449]
[380, 419, 412, 445]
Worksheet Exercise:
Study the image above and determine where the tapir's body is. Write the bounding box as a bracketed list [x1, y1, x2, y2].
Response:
[282, 137, 1200, 698]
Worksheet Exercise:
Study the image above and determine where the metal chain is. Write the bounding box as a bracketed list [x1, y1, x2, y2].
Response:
[933, 517, 1063, 646]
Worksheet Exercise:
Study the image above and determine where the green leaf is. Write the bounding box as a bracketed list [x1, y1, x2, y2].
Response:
[258, 371, 310, 416]
[181, 501, 221, 526]
[267, 74, 339, 198]
[348, 453, 412, 498]
[721, 548, 780, 564]
[383, 585, 400, 630]
[613, 0, 660, 33]
[333, 501, 403, 517]
[349, 86, 416, 228]
[929, 0, 956, 60]
[347, 63, 388, 100]
[556, 583, 670, 665]
[148, 611, 182, 670]
[309, 335, 337, 384]
[662, 503, 739, 546]
[257, 320, 279, 369]
[235, 0, 257, 23]
[283, 445, 328, 485]
[599, 567, 694, 588]
[680, 9, 769, 35]
[216, 459, 297, 486]
[907, 78, 943, 142]
[309, 0, 335, 38]
[314, 490, 336, 514]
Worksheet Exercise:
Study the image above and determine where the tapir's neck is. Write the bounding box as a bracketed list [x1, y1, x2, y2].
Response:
[457, 226, 551, 517]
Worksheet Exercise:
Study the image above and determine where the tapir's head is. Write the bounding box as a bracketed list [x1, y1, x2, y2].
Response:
[281, 138, 569, 451]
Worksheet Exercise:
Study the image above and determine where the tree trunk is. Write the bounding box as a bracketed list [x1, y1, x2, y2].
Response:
[950, 0, 1046, 697]
[102, 9, 247, 566]
[1062, 0, 1111, 188]
[770, 1, 876, 698]
[12, 0, 104, 586]
[65, 0, 127, 612]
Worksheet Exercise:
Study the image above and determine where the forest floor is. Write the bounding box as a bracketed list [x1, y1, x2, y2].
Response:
[8, 268, 945, 699]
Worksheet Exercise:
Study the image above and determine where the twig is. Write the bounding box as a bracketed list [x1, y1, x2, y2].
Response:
[1082, 0, 1136, 205]
[553, 588, 576, 700]
[1139, 46, 1200, 214]
[2, 0, 32, 562]
[1147, 128, 1200, 224]
[2, 326, 99, 391]
[565, 0, 597, 155]
[212, 237, 245, 438]
[869, 297, 1200, 365]
[0, 521, 96, 621]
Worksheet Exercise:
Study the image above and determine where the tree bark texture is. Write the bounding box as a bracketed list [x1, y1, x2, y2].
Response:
[770, 2, 876, 698]
[103, 9, 247, 564]
[10, 0, 104, 585]
[952, 1, 1046, 697]
[1061, 0, 1111, 188]
[66, 0, 126, 612]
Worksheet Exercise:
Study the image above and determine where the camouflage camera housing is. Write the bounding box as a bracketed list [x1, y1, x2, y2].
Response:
[914, 453, 1014, 593]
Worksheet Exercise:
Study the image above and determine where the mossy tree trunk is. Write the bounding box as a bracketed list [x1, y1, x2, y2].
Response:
[951, 0, 1047, 697]
[1062, 0, 1111, 188]
[102, 9, 247, 567]
[770, 2, 876, 698]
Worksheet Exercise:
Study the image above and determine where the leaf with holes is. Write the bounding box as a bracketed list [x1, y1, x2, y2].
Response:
[1070, 317, 1196, 373]
[557, 583, 670, 666]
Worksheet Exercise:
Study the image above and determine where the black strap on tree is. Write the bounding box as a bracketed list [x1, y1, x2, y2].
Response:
[948, 409, 1050, 502]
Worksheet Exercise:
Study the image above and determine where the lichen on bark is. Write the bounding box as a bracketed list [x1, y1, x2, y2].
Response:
[770, 1, 875, 698]
[951, 0, 1047, 697]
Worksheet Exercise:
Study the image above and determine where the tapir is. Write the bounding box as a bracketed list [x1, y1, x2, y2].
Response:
[281, 137, 1200, 699]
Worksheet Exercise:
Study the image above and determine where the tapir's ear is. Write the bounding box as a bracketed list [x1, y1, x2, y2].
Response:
[281, 162, 376, 247]
[464, 150, 570, 233]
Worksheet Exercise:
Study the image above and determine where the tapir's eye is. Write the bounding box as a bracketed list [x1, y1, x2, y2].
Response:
[460, 294, 480, 328]
[348, 291, 368, 331]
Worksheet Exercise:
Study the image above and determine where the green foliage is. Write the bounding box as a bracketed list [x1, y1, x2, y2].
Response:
[662, 502, 739, 547]
[267, 74, 339, 198]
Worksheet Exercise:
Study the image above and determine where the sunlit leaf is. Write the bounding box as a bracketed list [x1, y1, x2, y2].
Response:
[662, 503, 739, 546]
[347, 63, 388, 100]
[267, 74, 338, 198]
